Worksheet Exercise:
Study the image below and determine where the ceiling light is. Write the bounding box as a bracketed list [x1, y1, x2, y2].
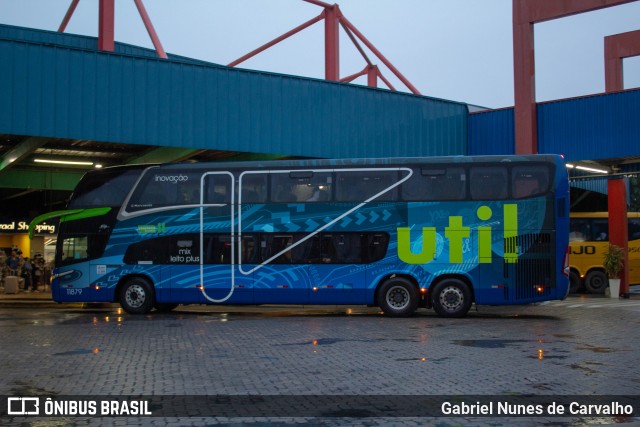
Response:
[575, 165, 609, 174]
[34, 158, 94, 166]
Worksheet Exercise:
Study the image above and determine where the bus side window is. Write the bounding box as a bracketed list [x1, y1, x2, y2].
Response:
[240, 235, 258, 263]
[262, 234, 293, 263]
[128, 170, 205, 210]
[336, 171, 398, 202]
[470, 166, 508, 200]
[328, 234, 363, 263]
[569, 218, 590, 242]
[124, 236, 172, 264]
[592, 219, 608, 241]
[204, 175, 231, 204]
[241, 174, 267, 203]
[367, 233, 390, 262]
[512, 166, 549, 199]
[416, 167, 466, 201]
[271, 175, 299, 203]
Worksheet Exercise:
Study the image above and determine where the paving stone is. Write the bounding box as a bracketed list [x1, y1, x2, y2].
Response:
[1, 297, 639, 425]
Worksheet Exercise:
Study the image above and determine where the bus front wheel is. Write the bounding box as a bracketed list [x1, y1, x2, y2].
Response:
[377, 277, 419, 317]
[430, 279, 472, 318]
[585, 270, 607, 294]
[119, 278, 155, 314]
[569, 271, 583, 293]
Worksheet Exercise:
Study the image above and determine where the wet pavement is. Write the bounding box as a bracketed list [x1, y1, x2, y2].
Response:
[0, 289, 639, 426]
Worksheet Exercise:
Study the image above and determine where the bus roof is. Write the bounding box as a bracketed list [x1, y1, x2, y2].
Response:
[95, 154, 564, 173]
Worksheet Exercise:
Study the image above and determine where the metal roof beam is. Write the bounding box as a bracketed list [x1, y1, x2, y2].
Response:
[0, 168, 84, 190]
[0, 136, 49, 171]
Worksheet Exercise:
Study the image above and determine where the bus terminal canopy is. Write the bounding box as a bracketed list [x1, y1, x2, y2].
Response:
[0, 24, 468, 161]
[570, 177, 630, 201]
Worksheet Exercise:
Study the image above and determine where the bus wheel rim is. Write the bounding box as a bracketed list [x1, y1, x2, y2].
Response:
[440, 286, 463, 311]
[125, 284, 146, 308]
[386, 285, 410, 310]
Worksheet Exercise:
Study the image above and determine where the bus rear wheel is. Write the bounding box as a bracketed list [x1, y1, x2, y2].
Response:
[377, 277, 419, 317]
[119, 278, 155, 314]
[585, 270, 607, 294]
[430, 278, 472, 318]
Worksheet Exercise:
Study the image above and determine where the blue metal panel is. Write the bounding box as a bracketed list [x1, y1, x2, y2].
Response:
[538, 89, 640, 161]
[0, 25, 467, 159]
[467, 108, 515, 155]
[0, 23, 205, 64]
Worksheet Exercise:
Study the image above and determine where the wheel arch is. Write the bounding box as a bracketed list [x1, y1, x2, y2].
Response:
[569, 265, 583, 277]
[584, 266, 606, 277]
[372, 273, 420, 307]
[429, 274, 475, 304]
[113, 273, 156, 303]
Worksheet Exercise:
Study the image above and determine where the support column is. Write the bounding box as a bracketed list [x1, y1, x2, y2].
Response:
[98, 0, 115, 52]
[605, 30, 640, 92]
[367, 65, 378, 88]
[324, 5, 340, 81]
[512, 0, 634, 155]
[513, 1, 536, 154]
[608, 178, 629, 297]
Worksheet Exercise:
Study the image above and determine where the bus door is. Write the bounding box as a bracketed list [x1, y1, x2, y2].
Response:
[196, 172, 253, 304]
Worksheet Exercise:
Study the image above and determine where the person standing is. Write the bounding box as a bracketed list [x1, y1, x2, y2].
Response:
[21, 257, 33, 292]
[7, 251, 19, 276]
[33, 255, 44, 292]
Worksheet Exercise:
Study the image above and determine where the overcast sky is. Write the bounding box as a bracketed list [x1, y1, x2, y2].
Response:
[1, 0, 639, 108]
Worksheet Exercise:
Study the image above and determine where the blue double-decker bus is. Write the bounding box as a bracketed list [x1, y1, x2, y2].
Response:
[31, 155, 570, 317]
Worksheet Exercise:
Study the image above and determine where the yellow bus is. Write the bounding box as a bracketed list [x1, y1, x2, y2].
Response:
[569, 212, 640, 293]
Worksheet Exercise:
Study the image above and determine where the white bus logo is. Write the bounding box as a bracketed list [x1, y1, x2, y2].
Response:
[154, 174, 188, 183]
[7, 397, 40, 415]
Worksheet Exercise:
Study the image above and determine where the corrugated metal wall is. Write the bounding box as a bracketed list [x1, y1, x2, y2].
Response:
[0, 24, 206, 64]
[468, 108, 514, 155]
[0, 25, 467, 159]
[469, 89, 640, 161]
[537, 89, 640, 161]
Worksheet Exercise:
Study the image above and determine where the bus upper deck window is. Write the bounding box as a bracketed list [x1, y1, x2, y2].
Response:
[335, 171, 397, 202]
[402, 167, 465, 201]
[512, 166, 549, 199]
[470, 167, 508, 200]
[241, 174, 267, 203]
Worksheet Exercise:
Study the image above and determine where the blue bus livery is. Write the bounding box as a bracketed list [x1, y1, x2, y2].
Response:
[31, 155, 570, 317]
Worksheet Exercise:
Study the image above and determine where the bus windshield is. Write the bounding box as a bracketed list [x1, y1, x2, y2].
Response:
[68, 167, 145, 209]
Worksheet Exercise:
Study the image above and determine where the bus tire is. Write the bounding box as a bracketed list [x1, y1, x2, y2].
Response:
[119, 277, 155, 314]
[430, 278, 472, 318]
[154, 303, 179, 313]
[569, 271, 583, 294]
[377, 277, 419, 317]
[585, 270, 607, 294]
